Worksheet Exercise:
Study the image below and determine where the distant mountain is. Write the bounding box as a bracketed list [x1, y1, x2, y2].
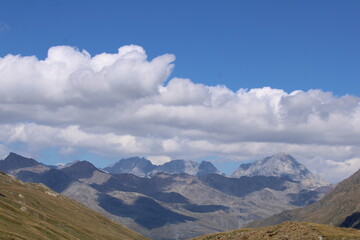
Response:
[103, 157, 156, 177]
[0, 152, 41, 173]
[197, 161, 220, 176]
[245, 167, 360, 230]
[150, 159, 200, 176]
[3, 152, 331, 240]
[199, 174, 289, 197]
[104, 157, 220, 177]
[192, 222, 360, 240]
[231, 153, 327, 188]
[62, 160, 99, 179]
[0, 172, 147, 240]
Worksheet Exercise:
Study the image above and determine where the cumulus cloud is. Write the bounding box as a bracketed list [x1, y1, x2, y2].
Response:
[0, 45, 174, 105]
[0, 144, 9, 159]
[0, 45, 360, 183]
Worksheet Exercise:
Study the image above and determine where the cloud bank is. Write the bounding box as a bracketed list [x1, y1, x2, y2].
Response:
[1, 45, 359, 182]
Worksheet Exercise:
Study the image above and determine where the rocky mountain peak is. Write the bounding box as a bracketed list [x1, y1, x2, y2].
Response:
[104, 157, 221, 177]
[62, 160, 98, 179]
[0, 152, 41, 173]
[231, 153, 327, 188]
[150, 159, 200, 176]
[103, 157, 156, 177]
[197, 161, 220, 176]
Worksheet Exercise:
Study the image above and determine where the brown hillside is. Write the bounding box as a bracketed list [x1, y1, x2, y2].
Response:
[0, 172, 147, 240]
[245, 169, 360, 229]
[191, 222, 360, 240]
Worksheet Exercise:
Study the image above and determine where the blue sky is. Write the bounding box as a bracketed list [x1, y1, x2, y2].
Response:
[0, 0, 360, 182]
[1, 0, 359, 95]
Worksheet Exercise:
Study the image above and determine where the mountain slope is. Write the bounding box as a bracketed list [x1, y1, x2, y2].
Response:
[245, 168, 360, 229]
[149, 159, 220, 176]
[0, 172, 147, 240]
[103, 157, 156, 177]
[231, 153, 327, 188]
[104, 157, 221, 177]
[197, 161, 220, 176]
[150, 159, 200, 176]
[191, 222, 360, 240]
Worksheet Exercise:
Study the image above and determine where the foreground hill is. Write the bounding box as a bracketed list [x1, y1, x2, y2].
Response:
[191, 222, 360, 240]
[0, 172, 147, 240]
[245, 168, 360, 230]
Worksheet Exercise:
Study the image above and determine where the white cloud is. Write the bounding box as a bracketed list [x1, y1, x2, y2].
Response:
[322, 158, 360, 183]
[0, 45, 174, 105]
[59, 146, 75, 155]
[147, 155, 171, 165]
[0, 45, 360, 183]
[0, 144, 9, 159]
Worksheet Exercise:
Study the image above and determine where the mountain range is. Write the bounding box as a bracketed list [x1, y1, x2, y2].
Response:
[0, 152, 331, 240]
[103, 157, 221, 177]
[193, 159, 360, 239]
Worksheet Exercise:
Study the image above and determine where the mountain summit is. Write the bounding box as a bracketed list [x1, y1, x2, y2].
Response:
[0, 152, 41, 173]
[231, 153, 327, 188]
[149, 159, 220, 176]
[104, 157, 220, 177]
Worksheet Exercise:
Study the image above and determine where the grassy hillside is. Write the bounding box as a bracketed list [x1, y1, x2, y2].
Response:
[191, 222, 360, 240]
[0, 172, 148, 240]
[245, 168, 360, 230]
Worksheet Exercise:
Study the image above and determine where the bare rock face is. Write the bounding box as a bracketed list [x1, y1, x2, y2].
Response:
[103, 157, 156, 177]
[231, 153, 328, 188]
[149, 159, 200, 176]
[104, 157, 221, 177]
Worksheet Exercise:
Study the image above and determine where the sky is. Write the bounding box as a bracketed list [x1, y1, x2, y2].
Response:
[0, 0, 360, 183]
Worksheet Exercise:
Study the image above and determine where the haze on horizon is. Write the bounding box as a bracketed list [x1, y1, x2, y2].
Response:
[0, 0, 359, 183]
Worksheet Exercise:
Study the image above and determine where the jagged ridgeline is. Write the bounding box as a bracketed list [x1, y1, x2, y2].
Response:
[0, 172, 147, 240]
[0, 152, 330, 240]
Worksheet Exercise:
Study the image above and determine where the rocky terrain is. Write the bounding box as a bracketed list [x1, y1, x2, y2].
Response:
[191, 222, 360, 240]
[0, 171, 147, 240]
[245, 167, 360, 230]
[104, 157, 221, 177]
[0, 152, 330, 240]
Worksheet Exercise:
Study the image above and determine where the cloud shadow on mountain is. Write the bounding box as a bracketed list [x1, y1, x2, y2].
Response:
[98, 194, 196, 229]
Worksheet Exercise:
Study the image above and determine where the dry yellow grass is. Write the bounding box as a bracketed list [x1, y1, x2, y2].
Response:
[0, 172, 148, 240]
[191, 222, 360, 240]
